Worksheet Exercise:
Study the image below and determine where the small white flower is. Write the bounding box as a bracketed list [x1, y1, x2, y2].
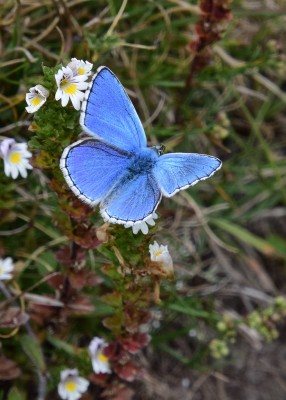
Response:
[67, 58, 93, 77]
[25, 84, 49, 113]
[58, 368, 89, 400]
[149, 241, 173, 278]
[0, 257, 14, 280]
[0, 139, 33, 179]
[55, 66, 89, 110]
[125, 213, 158, 235]
[88, 337, 111, 374]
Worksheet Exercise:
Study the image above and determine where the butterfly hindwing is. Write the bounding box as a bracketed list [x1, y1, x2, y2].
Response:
[60, 138, 132, 206]
[152, 153, 222, 197]
[100, 172, 162, 224]
[80, 66, 147, 151]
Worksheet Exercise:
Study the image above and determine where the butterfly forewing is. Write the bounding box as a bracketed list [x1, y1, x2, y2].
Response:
[60, 139, 132, 206]
[80, 67, 147, 151]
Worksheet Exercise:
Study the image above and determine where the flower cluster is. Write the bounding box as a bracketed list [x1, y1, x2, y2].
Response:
[25, 58, 93, 113]
[55, 58, 93, 110]
[58, 337, 111, 400]
[0, 138, 33, 179]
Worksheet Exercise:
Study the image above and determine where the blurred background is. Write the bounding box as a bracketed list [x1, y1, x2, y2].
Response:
[0, 0, 286, 399]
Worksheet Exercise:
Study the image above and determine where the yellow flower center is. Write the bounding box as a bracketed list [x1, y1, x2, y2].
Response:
[0, 266, 2, 274]
[10, 152, 22, 164]
[78, 67, 85, 75]
[65, 381, 77, 392]
[154, 250, 163, 257]
[98, 353, 108, 363]
[60, 79, 77, 95]
[31, 96, 42, 107]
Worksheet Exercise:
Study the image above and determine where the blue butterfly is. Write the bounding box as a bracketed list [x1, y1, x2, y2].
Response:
[60, 66, 222, 227]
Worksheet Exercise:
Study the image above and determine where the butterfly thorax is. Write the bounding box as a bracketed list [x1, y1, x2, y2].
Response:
[127, 147, 159, 175]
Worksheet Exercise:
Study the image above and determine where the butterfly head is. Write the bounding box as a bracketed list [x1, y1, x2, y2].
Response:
[152, 145, 165, 156]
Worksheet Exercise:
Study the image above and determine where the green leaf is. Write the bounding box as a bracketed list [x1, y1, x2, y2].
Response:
[168, 303, 219, 320]
[47, 336, 77, 356]
[211, 219, 277, 256]
[19, 335, 46, 372]
[7, 387, 25, 400]
[267, 234, 286, 256]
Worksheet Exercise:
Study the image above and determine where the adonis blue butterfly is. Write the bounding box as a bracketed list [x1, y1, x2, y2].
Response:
[60, 66, 222, 227]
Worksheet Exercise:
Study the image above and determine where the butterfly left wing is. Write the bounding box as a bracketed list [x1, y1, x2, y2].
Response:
[100, 173, 161, 225]
[60, 138, 132, 206]
[80, 66, 147, 151]
[152, 153, 222, 197]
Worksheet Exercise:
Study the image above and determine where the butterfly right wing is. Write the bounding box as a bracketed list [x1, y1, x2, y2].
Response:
[80, 66, 147, 151]
[152, 153, 222, 197]
[60, 138, 132, 206]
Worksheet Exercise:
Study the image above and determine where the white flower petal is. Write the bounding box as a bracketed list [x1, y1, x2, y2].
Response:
[91, 357, 111, 374]
[2, 257, 13, 267]
[132, 224, 140, 234]
[61, 369, 78, 381]
[19, 167, 28, 178]
[25, 105, 35, 113]
[0, 138, 15, 158]
[4, 161, 11, 177]
[61, 93, 69, 107]
[34, 84, 49, 98]
[11, 165, 19, 179]
[58, 383, 68, 399]
[0, 273, 12, 280]
[70, 94, 81, 110]
[77, 377, 89, 391]
[72, 75, 88, 83]
[140, 222, 149, 235]
[89, 337, 106, 354]
[55, 88, 62, 100]
[75, 81, 89, 90]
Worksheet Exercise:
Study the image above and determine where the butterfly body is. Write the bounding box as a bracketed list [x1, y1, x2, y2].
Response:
[128, 147, 159, 174]
[60, 66, 222, 227]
